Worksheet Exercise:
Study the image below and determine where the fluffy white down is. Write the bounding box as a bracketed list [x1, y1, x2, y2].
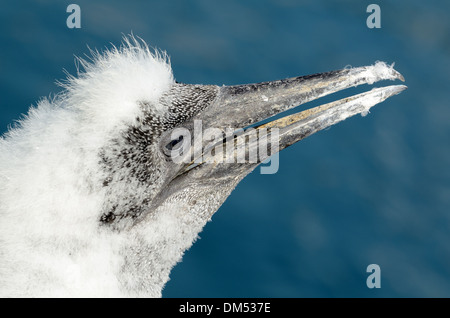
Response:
[0, 37, 175, 297]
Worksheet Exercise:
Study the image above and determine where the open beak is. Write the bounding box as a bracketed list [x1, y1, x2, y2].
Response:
[256, 84, 406, 154]
[181, 61, 406, 171]
[138, 62, 406, 227]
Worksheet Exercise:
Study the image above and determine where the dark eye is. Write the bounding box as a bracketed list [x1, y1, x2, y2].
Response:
[165, 135, 184, 152]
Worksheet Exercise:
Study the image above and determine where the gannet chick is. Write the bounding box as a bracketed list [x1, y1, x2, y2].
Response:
[0, 37, 406, 297]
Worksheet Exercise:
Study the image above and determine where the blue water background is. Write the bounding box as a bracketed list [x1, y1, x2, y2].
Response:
[1, 0, 449, 297]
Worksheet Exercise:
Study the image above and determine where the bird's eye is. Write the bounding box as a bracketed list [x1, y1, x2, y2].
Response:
[165, 135, 184, 152]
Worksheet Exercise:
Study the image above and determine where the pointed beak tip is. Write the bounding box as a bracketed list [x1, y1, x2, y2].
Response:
[395, 84, 408, 94]
[395, 70, 405, 82]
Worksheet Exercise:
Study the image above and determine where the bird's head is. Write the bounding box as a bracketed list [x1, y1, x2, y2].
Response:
[78, 38, 404, 296]
[0, 37, 406, 297]
[84, 39, 406, 233]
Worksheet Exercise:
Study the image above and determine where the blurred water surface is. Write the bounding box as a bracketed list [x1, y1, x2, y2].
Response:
[1, 0, 449, 297]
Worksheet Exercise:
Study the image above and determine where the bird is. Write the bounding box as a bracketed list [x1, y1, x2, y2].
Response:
[0, 36, 406, 297]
